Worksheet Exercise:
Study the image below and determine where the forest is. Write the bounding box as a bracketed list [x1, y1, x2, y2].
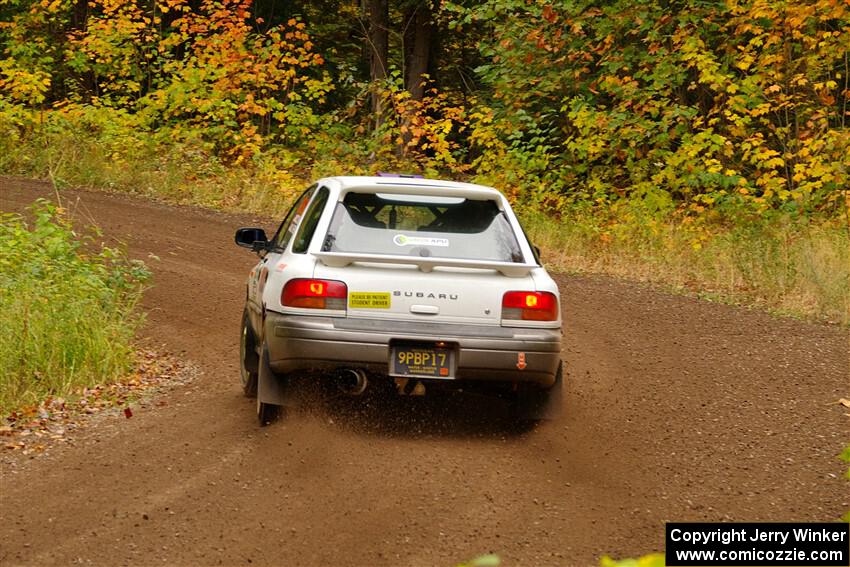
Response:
[0, 5, 848, 562]
[1, 0, 848, 322]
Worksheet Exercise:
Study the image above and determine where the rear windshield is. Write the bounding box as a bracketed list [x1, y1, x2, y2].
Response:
[321, 192, 524, 263]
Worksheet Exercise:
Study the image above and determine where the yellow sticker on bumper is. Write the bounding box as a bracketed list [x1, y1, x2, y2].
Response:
[348, 292, 391, 309]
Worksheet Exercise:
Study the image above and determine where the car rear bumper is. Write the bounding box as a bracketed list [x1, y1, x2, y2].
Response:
[264, 312, 562, 386]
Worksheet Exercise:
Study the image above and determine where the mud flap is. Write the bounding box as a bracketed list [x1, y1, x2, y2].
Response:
[516, 362, 563, 420]
[258, 346, 295, 407]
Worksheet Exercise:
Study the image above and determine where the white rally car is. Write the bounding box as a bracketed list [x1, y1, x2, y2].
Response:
[235, 175, 563, 425]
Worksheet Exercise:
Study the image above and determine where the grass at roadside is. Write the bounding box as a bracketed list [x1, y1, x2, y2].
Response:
[3, 128, 848, 325]
[524, 210, 850, 325]
[0, 200, 150, 415]
[0, 115, 305, 216]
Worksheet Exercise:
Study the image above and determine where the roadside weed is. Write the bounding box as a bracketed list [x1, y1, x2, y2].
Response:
[0, 200, 149, 415]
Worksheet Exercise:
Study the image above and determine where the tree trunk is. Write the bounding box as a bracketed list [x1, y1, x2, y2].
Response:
[68, 0, 95, 101]
[367, 0, 389, 128]
[402, 6, 416, 91]
[70, 0, 87, 29]
[405, 2, 433, 101]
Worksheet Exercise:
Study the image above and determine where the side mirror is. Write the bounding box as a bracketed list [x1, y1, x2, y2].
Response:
[235, 227, 269, 252]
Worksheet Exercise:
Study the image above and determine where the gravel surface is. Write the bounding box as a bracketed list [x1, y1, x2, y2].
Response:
[1, 177, 848, 566]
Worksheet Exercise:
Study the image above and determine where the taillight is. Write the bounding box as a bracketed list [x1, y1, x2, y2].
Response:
[502, 291, 558, 321]
[281, 279, 347, 310]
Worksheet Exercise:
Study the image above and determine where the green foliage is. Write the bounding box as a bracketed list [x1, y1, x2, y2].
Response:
[455, 554, 500, 567]
[1, 0, 331, 159]
[451, 0, 850, 215]
[842, 445, 850, 481]
[455, 553, 666, 567]
[600, 554, 666, 567]
[0, 200, 150, 415]
[2, 0, 847, 212]
[842, 445, 850, 522]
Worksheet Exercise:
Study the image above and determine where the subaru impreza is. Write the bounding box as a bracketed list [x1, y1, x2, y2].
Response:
[235, 175, 563, 425]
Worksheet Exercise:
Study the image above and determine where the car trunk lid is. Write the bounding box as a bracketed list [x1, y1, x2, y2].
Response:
[313, 260, 536, 325]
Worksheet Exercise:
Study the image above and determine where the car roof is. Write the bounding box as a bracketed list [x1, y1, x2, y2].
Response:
[318, 176, 503, 200]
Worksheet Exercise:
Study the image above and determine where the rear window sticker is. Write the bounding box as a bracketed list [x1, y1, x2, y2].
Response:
[393, 235, 449, 247]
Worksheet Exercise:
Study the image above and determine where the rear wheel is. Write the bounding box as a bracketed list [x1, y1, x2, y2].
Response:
[257, 398, 282, 426]
[239, 309, 259, 397]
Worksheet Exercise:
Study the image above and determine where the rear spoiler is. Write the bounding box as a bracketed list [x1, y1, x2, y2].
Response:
[313, 251, 537, 278]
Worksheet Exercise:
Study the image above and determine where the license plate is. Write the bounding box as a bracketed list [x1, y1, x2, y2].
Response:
[390, 344, 455, 379]
[348, 292, 391, 309]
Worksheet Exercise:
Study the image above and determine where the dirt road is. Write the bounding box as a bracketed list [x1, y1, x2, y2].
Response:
[1, 178, 848, 566]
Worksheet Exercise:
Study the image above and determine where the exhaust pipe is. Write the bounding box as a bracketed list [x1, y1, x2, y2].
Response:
[337, 368, 368, 396]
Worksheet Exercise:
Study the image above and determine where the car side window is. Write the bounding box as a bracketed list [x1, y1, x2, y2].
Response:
[291, 187, 330, 254]
[271, 185, 315, 251]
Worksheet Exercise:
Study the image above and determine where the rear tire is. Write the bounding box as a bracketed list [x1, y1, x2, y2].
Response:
[257, 398, 282, 426]
[240, 309, 259, 398]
